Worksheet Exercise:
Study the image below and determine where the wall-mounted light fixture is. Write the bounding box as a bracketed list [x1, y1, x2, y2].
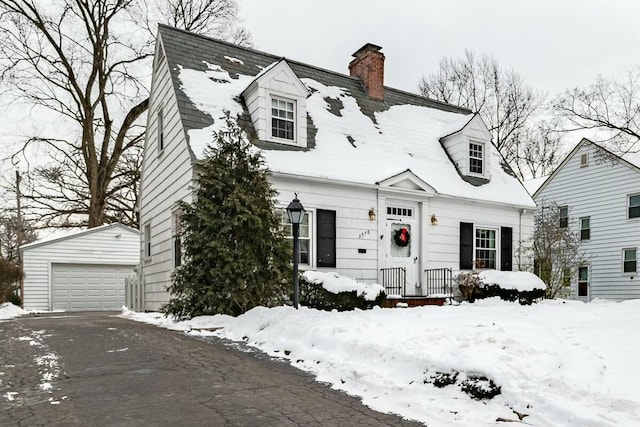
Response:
[368, 207, 376, 221]
[430, 214, 438, 225]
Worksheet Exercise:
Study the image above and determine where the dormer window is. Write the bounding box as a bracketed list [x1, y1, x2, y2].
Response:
[242, 60, 309, 148]
[271, 98, 295, 140]
[469, 142, 484, 175]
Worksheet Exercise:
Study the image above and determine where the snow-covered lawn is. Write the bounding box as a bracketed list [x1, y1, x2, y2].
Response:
[123, 298, 640, 426]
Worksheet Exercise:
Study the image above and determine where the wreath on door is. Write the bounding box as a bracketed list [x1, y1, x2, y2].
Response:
[393, 227, 411, 247]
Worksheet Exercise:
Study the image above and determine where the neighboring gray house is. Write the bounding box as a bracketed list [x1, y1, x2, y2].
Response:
[21, 223, 139, 311]
[139, 25, 535, 311]
[532, 138, 640, 301]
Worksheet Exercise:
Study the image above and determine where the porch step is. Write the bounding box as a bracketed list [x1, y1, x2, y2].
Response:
[383, 296, 449, 308]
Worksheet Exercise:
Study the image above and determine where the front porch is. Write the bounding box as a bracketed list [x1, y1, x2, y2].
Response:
[380, 267, 455, 307]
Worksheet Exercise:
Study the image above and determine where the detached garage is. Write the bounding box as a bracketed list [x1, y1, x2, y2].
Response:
[21, 223, 139, 311]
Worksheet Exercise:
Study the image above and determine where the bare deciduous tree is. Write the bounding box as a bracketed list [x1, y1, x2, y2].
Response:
[531, 203, 586, 298]
[553, 68, 640, 156]
[419, 50, 547, 179]
[510, 120, 563, 179]
[0, 0, 248, 228]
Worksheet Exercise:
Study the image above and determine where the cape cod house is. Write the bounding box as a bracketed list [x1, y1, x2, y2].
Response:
[139, 25, 536, 311]
[532, 138, 640, 302]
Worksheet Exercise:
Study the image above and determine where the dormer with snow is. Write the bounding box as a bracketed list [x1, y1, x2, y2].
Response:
[242, 60, 310, 149]
[440, 114, 493, 182]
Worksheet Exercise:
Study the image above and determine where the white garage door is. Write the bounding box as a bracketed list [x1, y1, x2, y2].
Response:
[52, 264, 135, 311]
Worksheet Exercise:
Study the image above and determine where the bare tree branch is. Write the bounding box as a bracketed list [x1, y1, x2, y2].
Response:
[0, 0, 250, 229]
[419, 50, 547, 179]
[553, 68, 640, 156]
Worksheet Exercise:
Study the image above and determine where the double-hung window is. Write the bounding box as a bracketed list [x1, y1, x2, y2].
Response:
[469, 142, 484, 175]
[279, 208, 311, 264]
[623, 248, 637, 274]
[271, 98, 295, 140]
[580, 217, 590, 241]
[157, 107, 164, 152]
[559, 206, 568, 228]
[629, 194, 640, 219]
[475, 228, 497, 269]
[578, 266, 589, 297]
[143, 223, 151, 259]
[172, 210, 182, 268]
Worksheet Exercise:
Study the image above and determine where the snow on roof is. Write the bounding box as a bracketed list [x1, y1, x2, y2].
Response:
[523, 175, 548, 196]
[177, 65, 535, 207]
[20, 223, 138, 251]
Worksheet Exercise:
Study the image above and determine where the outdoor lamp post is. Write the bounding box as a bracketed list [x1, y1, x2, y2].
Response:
[286, 194, 305, 309]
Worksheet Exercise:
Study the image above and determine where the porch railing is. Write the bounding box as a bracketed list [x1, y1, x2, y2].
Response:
[423, 268, 453, 297]
[380, 267, 406, 297]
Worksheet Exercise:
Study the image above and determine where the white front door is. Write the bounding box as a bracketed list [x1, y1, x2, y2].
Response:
[385, 204, 420, 295]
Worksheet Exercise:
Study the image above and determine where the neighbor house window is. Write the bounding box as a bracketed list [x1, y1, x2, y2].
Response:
[559, 205, 568, 228]
[578, 266, 589, 297]
[144, 223, 151, 258]
[580, 153, 589, 167]
[629, 194, 640, 219]
[271, 98, 295, 140]
[475, 228, 496, 269]
[469, 142, 484, 175]
[623, 248, 637, 274]
[157, 107, 164, 152]
[172, 210, 182, 268]
[580, 217, 590, 241]
[278, 208, 311, 264]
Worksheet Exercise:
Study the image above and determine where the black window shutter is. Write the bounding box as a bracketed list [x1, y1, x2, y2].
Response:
[317, 209, 336, 267]
[459, 222, 473, 269]
[500, 227, 513, 271]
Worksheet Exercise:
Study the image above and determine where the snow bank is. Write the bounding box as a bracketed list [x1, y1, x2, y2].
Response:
[479, 270, 546, 291]
[0, 302, 27, 320]
[302, 271, 384, 301]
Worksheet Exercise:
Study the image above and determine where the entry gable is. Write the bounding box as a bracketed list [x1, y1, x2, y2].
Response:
[377, 170, 436, 196]
[242, 60, 310, 148]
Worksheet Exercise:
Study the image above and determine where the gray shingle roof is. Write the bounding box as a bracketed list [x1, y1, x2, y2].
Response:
[158, 24, 470, 156]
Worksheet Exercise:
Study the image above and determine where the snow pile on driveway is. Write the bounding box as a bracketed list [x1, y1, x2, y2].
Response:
[0, 302, 27, 320]
[123, 299, 640, 426]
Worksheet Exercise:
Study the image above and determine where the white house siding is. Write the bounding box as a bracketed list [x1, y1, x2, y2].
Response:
[139, 41, 196, 311]
[21, 225, 138, 311]
[535, 142, 640, 301]
[272, 174, 379, 282]
[424, 197, 533, 273]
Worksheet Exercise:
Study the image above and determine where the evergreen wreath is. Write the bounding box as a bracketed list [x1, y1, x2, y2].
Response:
[393, 227, 411, 247]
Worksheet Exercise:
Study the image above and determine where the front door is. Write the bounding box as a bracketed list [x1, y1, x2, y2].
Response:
[385, 204, 420, 295]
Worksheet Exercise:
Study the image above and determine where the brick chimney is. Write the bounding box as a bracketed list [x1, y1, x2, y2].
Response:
[349, 43, 385, 100]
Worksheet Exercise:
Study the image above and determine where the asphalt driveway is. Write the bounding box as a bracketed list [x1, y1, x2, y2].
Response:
[0, 312, 423, 426]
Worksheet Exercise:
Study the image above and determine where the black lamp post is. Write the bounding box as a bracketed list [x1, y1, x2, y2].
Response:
[286, 194, 305, 309]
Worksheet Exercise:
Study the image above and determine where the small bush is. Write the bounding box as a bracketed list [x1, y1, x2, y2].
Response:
[298, 275, 385, 311]
[458, 271, 545, 305]
[460, 375, 501, 400]
[481, 284, 545, 305]
[457, 271, 483, 303]
[0, 259, 22, 305]
[426, 371, 459, 388]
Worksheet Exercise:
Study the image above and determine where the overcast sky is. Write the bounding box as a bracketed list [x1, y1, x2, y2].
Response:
[238, 0, 640, 97]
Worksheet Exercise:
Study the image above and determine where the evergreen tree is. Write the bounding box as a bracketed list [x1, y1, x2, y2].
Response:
[163, 121, 291, 319]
